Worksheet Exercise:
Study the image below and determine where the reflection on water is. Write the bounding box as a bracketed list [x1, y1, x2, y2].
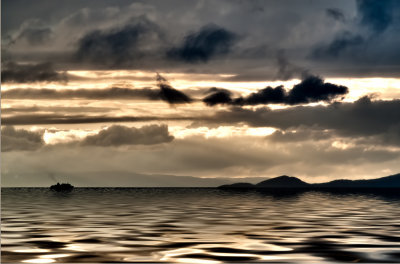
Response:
[2, 188, 400, 263]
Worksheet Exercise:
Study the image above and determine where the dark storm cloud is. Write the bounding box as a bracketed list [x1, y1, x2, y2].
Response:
[205, 87, 233, 94]
[236, 85, 286, 105]
[1, 62, 68, 83]
[205, 97, 400, 143]
[3, 0, 399, 78]
[81, 124, 174, 146]
[156, 74, 192, 104]
[357, 0, 394, 33]
[204, 76, 348, 106]
[1, 126, 44, 152]
[167, 24, 238, 63]
[2, 87, 161, 100]
[203, 88, 233, 106]
[311, 32, 364, 58]
[285, 75, 348, 104]
[312, 0, 399, 61]
[76, 16, 163, 67]
[326, 8, 345, 22]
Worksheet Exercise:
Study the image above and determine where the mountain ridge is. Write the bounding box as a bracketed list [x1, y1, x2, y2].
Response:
[218, 173, 400, 189]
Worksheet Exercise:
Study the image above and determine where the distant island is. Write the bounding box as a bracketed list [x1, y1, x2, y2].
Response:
[218, 174, 400, 189]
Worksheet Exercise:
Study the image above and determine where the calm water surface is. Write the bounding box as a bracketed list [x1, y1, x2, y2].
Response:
[2, 188, 400, 263]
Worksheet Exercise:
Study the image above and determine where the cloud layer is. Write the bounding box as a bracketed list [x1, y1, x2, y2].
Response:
[76, 16, 164, 67]
[2, 87, 161, 100]
[1, 126, 44, 152]
[3, 130, 400, 186]
[204, 76, 349, 106]
[205, 97, 400, 145]
[2, 62, 68, 83]
[168, 24, 237, 62]
[4, 0, 399, 77]
[1, 124, 175, 152]
[2, 0, 399, 186]
[81, 124, 174, 146]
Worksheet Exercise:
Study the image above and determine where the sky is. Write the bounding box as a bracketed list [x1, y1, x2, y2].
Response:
[1, 0, 400, 187]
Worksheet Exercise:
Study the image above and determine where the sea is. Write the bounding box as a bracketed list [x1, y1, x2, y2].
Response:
[2, 188, 400, 263]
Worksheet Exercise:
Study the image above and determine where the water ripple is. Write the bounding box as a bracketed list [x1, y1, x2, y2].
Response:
[2, 188, 400, 263]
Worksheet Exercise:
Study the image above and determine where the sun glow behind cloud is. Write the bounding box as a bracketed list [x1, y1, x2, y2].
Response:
[171, 125, 276, 139]
[2, 67, 400, 183]
[3, 69, 399, 102]
[43, 129, 97, 144]
[40, 125, 276, 145]
[329, 77, 400, 101]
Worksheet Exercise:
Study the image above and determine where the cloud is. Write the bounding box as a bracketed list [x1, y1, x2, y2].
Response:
[312, 31, 364, 58]
[357, 0, 394, 33]
[3, 131, 400, 186]
[235, 85, 286, 105]
[167, 24, 238, 63]
[5, 18, 53, 46]
[76, 16, 163, 67]
[204, 75, 348, 106]
[12, 27, 52, 46]
[5, 96, 398, 147]
[268, 127, 333, 143]
[1, 123, 173, 152]
[156, 74, 192, 104]
[312, 0, 399, 61]
[205, 97, 400, 144]
[1, 62, 68, 83]
[2, 87, 161, 100]
[1, 124, 174, 151]
[326, 8, 345, 22]
[1, 126, 44, 152]
[3, 75, 347, 107]
[3, 1, 399, 78]
[1, 113, 196, 125]
[370, 124, 400, 146]
[203, 88, 233, 106]
[275, 50, 309, 80]
[2, 105, 117, 114]
[2, 1, 400, 78]
[81, 124, 174, 146]
[285, 75, 348, 104]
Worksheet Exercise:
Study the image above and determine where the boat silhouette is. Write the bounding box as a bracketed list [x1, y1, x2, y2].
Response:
[50, 182, 74, 192]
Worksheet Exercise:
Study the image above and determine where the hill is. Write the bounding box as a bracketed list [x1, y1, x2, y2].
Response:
[256, 175, 308, 188]
[317, 173, 400, 188]
[218, 173, 400, 189]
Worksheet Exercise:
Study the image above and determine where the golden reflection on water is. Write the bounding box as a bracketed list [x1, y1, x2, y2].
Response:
[14, 249, 49, 253]
[2, 188, 400, 263]
[22, 254, 71, 264]
[22, 259, 55, 263]
[160, 248, 207, 262]
[175, 258, 221, 264]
